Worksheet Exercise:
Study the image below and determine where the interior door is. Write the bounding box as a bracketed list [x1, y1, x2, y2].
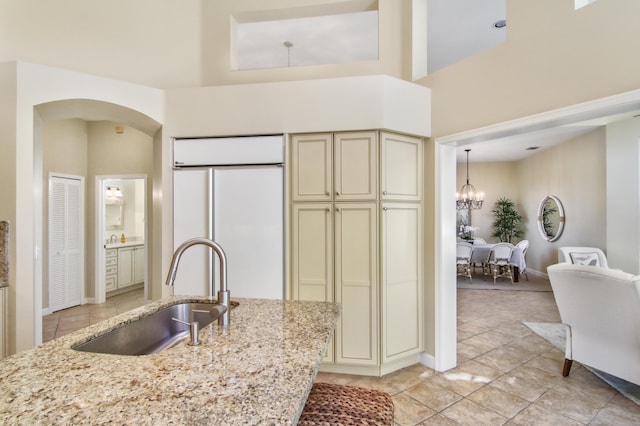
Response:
[49, 175, 84, 312]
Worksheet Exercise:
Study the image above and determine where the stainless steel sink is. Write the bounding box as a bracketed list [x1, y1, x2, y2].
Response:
[73, 302, 227, 356]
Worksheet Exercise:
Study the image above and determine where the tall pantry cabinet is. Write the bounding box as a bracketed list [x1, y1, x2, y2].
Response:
[291, 130, 423, 376]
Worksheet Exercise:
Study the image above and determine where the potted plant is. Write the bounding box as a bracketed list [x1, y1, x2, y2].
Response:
[490, 197, 522, 243]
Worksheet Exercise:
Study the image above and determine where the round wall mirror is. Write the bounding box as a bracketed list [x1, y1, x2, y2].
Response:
[537, 195, 565, 242]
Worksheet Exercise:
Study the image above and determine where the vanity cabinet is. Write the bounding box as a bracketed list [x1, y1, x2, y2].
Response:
[117, 245, 144, 289]
[106, 244, 144, 293]
[105, 249, 118, 292]
[291, 130, 423, 376]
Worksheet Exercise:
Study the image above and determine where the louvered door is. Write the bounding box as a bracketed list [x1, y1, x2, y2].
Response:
[49, 175, 84, 312]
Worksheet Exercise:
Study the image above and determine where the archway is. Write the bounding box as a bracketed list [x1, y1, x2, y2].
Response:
[34, 99, 161, 342]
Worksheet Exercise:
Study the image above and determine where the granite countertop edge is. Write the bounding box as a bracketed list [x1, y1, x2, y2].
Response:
[0, 296, 340, 425]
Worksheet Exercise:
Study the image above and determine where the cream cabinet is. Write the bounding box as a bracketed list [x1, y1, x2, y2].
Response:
[116, 245, 144, 290]
[291, 130, 423, 376]
[291, 131, 377, 202]
[381, 203, 423, 364]
[105, 248, 118, 292]
[380, 131, 423, 201]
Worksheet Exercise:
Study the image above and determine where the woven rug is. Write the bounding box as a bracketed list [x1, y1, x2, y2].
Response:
[524, 322, 640, 405]
[457, 275, 552, 292]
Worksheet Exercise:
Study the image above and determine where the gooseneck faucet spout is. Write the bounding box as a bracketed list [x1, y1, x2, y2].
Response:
[165, 237, 230, 327]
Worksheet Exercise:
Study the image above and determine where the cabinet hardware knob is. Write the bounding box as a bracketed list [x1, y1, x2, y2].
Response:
[336, 192, 340, 196]
[383, 191, 387, 195]
[336, 208, 341, 212]
[383, 207, 388, 211]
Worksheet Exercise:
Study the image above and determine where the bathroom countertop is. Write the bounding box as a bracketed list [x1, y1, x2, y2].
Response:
[0, 296, 340, 425]
[104, 240, 144, 249]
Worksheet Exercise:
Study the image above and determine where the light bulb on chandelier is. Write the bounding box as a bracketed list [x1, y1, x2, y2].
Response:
[456, 149, 484, 210]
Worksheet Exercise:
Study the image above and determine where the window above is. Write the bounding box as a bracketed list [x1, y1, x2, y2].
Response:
[232, 10, 378, 70]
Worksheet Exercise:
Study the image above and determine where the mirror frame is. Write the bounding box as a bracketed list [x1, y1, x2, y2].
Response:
[537, 195, 565, 242]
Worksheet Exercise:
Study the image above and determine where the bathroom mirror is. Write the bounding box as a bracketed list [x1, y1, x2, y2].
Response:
[106, 203, 124, 230]
[537, 195, 564, 242]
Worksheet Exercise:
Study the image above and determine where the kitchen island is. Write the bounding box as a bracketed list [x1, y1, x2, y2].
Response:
[0, 296, 340, 425]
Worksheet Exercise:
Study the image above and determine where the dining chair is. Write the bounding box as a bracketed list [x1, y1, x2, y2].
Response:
[487, 243, 515, 284]
[472, 237, 487, 274]
[515, 239, 529, 280]
[456, 242, 474, 282]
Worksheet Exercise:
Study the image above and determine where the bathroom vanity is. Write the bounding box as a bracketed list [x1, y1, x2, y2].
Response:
[0, 296, 340, 424]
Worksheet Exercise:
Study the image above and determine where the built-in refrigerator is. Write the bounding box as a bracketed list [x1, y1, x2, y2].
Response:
[172, 135, 284, 299]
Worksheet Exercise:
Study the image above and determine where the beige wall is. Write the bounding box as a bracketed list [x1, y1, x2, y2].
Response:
[456, 161, 519, 242]
[457, 127, 607, 275]
[421, 0, 640, 138]
[0, 0, 417, 88]
[0, 0, 203, 88]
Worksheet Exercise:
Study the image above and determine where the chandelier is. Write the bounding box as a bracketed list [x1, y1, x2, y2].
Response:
[456, 149, 484, 210]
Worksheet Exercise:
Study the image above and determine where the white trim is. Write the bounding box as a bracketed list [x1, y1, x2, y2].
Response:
[437, 89, 640, 147]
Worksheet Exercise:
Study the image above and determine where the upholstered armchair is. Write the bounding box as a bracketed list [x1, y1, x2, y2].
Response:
[558, 247, 609, 268]
[547, 263, 640, 386]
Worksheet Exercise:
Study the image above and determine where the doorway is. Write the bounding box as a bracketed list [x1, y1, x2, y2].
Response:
[96, 176, 147, 303]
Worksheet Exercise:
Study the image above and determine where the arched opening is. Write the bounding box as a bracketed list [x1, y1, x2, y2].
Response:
[34, 99, 162, 343]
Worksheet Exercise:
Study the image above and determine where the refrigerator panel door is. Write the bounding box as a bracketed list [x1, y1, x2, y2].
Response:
[172, 168, 213, 296]
[213, 166, 284, 299]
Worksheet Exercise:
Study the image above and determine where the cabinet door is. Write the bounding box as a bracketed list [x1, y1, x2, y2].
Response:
[335, 203, 378, 366]
[291, 203, 334, 363]
[292, 203, 334, 303]
[117, 247, 134, 288]
[381, 203, 423, 362]
[133, 246, 145, 284]
[380, 132, 423, 201]
[291, 134, 332, 201]
[334, 132, 377, 201]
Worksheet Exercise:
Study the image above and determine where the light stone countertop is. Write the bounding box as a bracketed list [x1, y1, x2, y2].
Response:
[0, 296, 340, 425]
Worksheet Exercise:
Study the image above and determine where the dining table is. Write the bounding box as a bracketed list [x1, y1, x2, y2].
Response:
[469, 243, 525, 282]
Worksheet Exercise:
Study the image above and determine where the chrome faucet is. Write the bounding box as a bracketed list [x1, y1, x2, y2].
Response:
[165, 237, 230, 327]
[109, 234, 118, 244]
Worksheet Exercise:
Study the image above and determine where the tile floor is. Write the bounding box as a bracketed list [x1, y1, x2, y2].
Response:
[317, 288, 640, 425]
[42, 288, 146, 343]
[42, 285, 640, 425]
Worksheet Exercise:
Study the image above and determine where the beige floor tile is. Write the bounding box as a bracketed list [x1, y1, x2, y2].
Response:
[404, 380, 462, 412]
[417, 413, 459, 425]
[391, 393, 435, 426]
[489, 374, 548, 403]
[467, 385, 529, 419]
[440, 398, 507, 426]
[507, 403, 583, 426]
[429, 360, 501, 397]
[535, 389, 602, 424]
